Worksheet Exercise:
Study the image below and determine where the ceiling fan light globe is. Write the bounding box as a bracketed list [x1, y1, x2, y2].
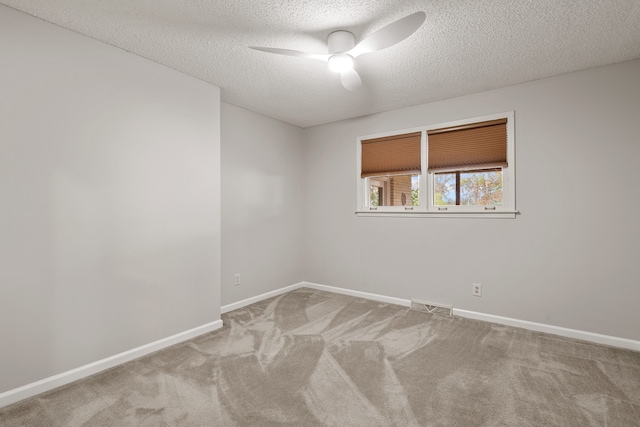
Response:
[328, 53, 354, 73]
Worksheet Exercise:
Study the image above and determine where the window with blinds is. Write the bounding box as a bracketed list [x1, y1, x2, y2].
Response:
[361, 132, 421, 207]
[356, 112, 515, 216]
[428, 119, 507, 207]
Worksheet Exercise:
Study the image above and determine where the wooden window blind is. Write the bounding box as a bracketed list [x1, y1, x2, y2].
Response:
[361, 132, 421, 178]
[427, 118, 507, 172]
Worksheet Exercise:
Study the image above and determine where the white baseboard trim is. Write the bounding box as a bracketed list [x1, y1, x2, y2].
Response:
[0, 319, 223, 409]
[225, 281, 639, 352]
[454, 309, 640, 352]
[221, 282, 305, 313]
[302, 282, 412, 307]
[300, 283, 639, 351]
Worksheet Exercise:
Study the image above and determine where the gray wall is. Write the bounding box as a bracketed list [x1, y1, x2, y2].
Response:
[0, 6, 221, 394]
[221, 103, 305, 306]
[303, 59, 640, 341]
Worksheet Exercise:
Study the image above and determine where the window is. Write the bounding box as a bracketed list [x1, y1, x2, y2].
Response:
[360, 132, 421, 208]
[433, 169, 503, 206]
[356, 113, 515, 217]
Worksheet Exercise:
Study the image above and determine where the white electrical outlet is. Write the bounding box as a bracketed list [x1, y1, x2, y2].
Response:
[234, 274, 241, 286]
[472, 283, 482, 297]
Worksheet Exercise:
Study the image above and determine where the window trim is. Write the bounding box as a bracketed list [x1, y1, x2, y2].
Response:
[356, 112, 517, 218]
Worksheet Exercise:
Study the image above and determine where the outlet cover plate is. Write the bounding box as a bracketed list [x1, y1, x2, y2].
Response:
[473, 283, 482, 297]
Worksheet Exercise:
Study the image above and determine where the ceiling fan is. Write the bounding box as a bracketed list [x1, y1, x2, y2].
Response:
[250, 11, 426, 91]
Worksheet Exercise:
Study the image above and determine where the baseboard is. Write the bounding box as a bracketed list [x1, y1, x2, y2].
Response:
[226, 279, 640, 352]
[0, 319, 223, 409]
[221, 282, 305, 313]
[304, 283, 639, 351]
[302, 281, 412, 307]
[227, 281, 638, 352]
[454, 309, 640, 352]
[301, 283, 639, 351]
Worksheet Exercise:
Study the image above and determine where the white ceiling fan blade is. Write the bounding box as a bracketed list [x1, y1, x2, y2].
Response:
[348, 11, 426, 58]
[341, 69, 362, 91]
[249, 46, 330, 62]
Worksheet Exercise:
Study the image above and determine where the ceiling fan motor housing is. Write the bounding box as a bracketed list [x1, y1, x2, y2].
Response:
[328, 30, 355, 53]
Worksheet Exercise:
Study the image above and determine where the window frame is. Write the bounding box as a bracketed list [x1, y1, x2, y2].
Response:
[356, 112, 516, 218]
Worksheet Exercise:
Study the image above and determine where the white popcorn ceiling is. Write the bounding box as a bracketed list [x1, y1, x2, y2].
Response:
[2, 0, 640, 128]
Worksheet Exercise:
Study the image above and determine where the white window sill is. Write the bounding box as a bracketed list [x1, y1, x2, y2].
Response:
[355, 210, 518, 219]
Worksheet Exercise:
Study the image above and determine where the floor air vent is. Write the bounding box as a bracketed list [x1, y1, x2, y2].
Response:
[410, 299, 453, 316]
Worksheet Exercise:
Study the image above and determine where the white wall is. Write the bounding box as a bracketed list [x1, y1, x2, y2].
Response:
[304, 59, 640, 341]
[221, 103, 304, 306]
[0, 5, 221, 394]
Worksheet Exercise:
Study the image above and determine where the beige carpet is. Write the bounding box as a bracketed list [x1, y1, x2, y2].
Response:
[1, 287, 639, 426]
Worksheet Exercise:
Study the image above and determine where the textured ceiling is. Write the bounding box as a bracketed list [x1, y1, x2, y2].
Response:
[2, 0, 640, 128]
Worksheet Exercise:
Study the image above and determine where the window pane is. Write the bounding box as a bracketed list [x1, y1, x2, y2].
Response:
[434, 169, 502, 206]
[370, 185, 382, 207]
[434, 173, 456, 205]
[389, 175, 412, 206]
[461, 170, 502, 206]
[368, 174, 418, 207]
